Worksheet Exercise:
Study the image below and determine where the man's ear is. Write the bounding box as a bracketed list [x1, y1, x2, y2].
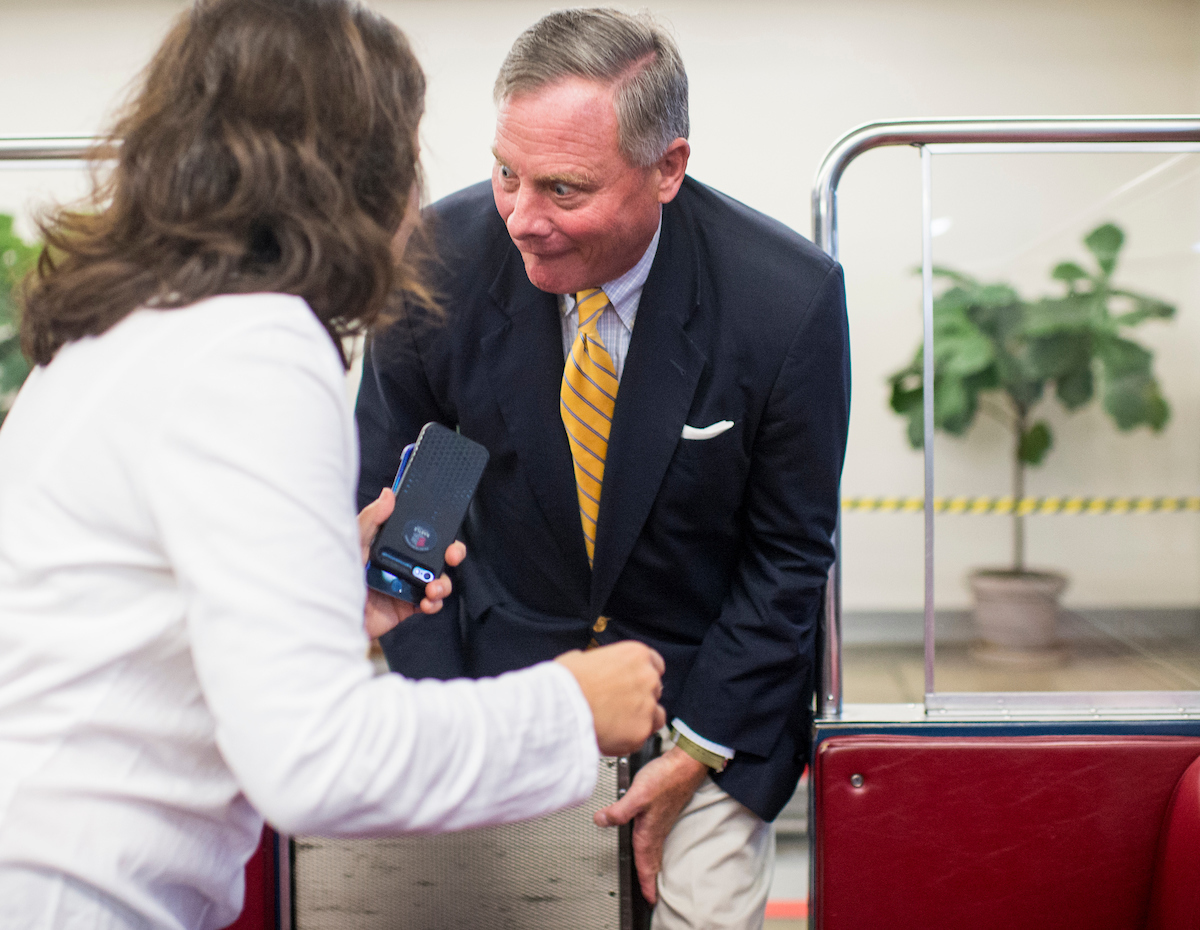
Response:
[654, 137, 690, 204]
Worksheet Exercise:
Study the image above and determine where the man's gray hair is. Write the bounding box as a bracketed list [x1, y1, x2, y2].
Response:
[494, 8, 689, 168]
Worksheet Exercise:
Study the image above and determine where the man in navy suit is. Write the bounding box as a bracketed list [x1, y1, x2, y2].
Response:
[356, 9, 849, 928]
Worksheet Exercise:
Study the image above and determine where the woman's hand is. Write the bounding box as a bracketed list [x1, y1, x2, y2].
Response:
[554, 641, 667, 756]
[358, 488, 466, 640]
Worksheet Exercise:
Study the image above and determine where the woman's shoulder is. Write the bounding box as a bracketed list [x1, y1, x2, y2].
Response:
[170, 291, 321, 337]
[122, 292, 351, 448]
[129, 292, 338, 369]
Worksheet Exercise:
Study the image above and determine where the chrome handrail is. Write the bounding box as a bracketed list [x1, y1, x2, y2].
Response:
[811, 116, 1200, 719]
[0, 137, 95, 161]
[812, 117, 1200, 257]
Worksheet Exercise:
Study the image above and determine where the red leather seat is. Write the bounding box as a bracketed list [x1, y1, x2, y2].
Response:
[1147, 755, 1200, 930]
[814, 734, 1200, 930]
[227, 828, 277, 930]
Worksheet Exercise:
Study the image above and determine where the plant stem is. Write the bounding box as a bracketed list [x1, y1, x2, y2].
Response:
[1013, 406, 1026, 574]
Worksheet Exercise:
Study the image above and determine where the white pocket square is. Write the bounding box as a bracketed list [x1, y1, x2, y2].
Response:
[681, 420, 734, 440]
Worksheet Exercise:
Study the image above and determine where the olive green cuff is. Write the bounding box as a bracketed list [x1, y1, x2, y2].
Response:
[671, 727, 727, 772]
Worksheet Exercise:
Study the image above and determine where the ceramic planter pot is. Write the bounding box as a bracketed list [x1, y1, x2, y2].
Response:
[968, 569, 1068, 665]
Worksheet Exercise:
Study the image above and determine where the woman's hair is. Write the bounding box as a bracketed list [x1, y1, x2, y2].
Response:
[22, 0, 426, 367]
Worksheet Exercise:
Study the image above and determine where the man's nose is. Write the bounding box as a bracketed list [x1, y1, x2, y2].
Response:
[504, 188, 552, 240]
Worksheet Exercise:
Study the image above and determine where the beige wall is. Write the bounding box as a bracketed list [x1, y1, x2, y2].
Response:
[2, 0, 1199, 610]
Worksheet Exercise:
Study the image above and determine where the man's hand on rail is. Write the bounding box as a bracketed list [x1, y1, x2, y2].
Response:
[592, 746, 708, 904]
[358, 487, 465, 639]
[554, 642, 666, 756]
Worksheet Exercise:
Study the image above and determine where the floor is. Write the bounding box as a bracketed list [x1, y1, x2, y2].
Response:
[764, 835, 809, 929]
[844, 635, 1200, 702]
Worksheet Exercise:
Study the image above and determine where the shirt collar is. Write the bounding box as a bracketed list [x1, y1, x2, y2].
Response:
[562, 208, 662, 331]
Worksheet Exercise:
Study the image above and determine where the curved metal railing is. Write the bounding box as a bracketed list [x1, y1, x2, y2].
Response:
[0, 137, 95, 161]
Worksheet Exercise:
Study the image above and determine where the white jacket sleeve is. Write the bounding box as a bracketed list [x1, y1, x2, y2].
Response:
[141, 297, 597, 836]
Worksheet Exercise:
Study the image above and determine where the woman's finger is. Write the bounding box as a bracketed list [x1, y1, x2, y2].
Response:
[364, 589, 415, 639]
[419, 571, 453, 614]
[357, 488, 395, 562]
[444, 540, 467, 567]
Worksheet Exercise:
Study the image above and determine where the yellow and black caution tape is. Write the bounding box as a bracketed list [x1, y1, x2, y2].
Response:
[842, 496, 1200, 515]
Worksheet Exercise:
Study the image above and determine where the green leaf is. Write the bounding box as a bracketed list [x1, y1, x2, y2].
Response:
[1018, 421, 1053, 466]
[934, 286, 1009, 341]
[1084, 223, 1124, 276]
[931, 294, 975, 333]
[888, 364, 925, 450]
[905, 406, 924, 449]
[936, 327, 994, 377]
[975, 283, 1022, 308]
[0, 219, 38, 293]
[994, 353, 1044, 409]
[934, 373, 976, 435]
[1147, 391, 1170, 430]
[888, 372, 922, 415]
[1025, 333, 1090, 380]
[1110, 292, 1176, 327]
[0, 213, 38, 421]
[930, 267, 979, 287]
[980, 307, 1025, 349]
[1096, 335, 1152, 378]
[1051, 261, 1091, 286]
[965, 364, 1001, 393]
[1055, 364, 1094, 410]
[1023, 295, 1097, 336]
[1103, 371, 1169, 431]
[0, 350, 29, 398]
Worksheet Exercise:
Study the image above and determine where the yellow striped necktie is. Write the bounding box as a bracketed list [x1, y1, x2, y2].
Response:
[560, 288, 619, 567]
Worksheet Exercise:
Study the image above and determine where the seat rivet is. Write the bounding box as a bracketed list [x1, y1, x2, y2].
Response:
[850, 774, 864, 788]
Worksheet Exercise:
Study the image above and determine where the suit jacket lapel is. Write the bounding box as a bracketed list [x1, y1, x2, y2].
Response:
[590, 207, 706, 617]
[482, 245, 592, 577]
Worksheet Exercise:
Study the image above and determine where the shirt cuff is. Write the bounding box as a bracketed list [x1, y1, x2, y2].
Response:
[671, 718, 735, 760]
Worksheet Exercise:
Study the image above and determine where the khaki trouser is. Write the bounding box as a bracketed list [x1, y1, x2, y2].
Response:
[651, 776, 775, 930]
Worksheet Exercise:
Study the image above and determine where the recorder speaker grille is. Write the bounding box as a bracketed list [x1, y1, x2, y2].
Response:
[398, 424, 488, 511]
[291, 758, 622, 930]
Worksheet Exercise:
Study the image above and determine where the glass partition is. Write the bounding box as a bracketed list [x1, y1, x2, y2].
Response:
[814, 120, 1200, 717]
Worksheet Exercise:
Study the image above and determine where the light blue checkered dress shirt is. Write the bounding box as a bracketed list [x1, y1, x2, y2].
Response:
[559, 213, 662, 383]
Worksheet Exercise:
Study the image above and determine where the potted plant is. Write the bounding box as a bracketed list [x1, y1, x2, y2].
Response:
[0, 213, 37, 426]
[888, 223, 1175, 662]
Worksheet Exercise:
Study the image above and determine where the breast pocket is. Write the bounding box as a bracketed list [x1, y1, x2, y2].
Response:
[662, 421, 749, 519]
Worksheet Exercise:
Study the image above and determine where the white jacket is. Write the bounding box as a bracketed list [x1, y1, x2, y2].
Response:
[0, 294, 597, 930]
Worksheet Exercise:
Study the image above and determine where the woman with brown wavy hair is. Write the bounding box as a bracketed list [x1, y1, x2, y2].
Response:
[0, 2, 664, 928]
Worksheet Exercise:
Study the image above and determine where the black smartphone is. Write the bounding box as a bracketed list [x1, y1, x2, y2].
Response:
[365, 422, 489, 603]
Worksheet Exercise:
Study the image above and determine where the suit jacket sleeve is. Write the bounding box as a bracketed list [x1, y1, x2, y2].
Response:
[356, 308, 450, 511]
[671, 261, 850, 762]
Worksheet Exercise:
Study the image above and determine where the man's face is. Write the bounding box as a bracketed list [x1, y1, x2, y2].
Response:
[491, 77, 666, 295]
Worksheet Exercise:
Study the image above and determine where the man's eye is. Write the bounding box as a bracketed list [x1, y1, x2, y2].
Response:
[499, 165, 514, 180]
[552, 183, 572, 197]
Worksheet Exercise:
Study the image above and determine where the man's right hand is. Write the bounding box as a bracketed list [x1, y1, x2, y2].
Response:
[555, 642, 666, 756]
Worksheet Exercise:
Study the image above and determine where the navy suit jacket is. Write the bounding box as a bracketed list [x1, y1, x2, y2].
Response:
[356, 176, 850, 821]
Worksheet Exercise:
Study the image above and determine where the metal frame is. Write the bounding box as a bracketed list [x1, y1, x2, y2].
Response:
[275, 833, 292, 930]
[0, 137, 94, 161]
[811, 117, 1200, 720]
